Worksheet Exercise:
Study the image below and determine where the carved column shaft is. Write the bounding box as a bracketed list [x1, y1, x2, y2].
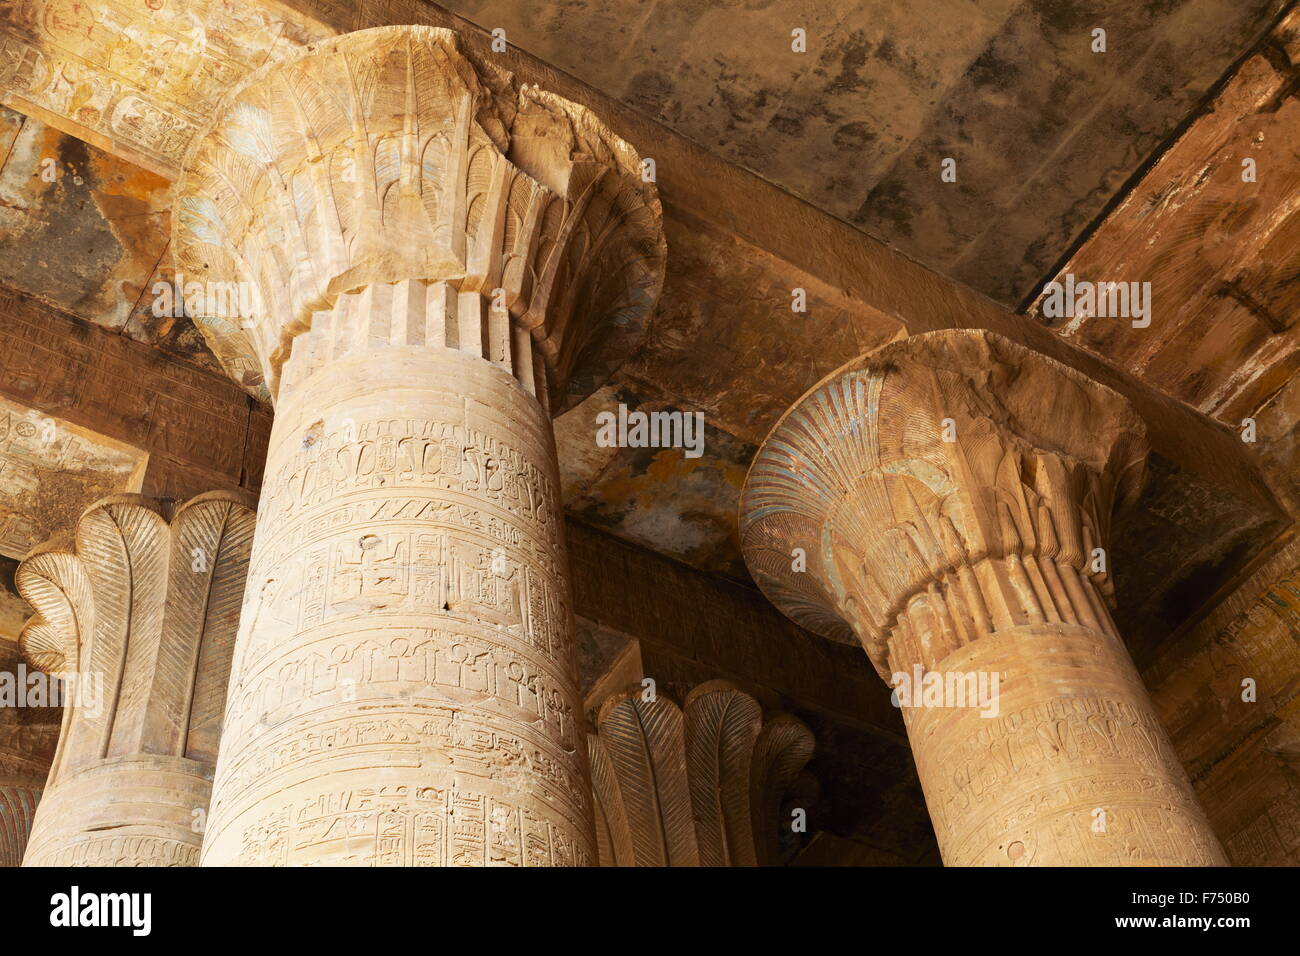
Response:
[15, 493, 255, 866]
[0, 787, 39, 867]
[740, 330, 1226, 866]
[203, 338, 590, 865]
[173, 27, 664, 866]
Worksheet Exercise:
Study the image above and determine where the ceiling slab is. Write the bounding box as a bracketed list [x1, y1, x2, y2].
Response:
[1031, 8, 1300, 515]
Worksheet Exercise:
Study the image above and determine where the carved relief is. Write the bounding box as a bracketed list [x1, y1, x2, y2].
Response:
[201, 344, 596, 865]
[588, 680, 814, 867]
[14, 492, 256, 866]
[0, 0, 331, 175]
[740, 329, 1148, 676]
[0, 397, 147, 559]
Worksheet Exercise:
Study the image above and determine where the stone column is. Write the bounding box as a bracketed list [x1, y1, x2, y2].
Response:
[14, 493, 255, 866]
[739, 329, 1226, 866]
[172, 27, 664, 866]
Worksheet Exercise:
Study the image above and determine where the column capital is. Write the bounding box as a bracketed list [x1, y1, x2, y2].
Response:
[17, 491, 255, 764]
[739, 329, 1147, 677]
[14, 491, 255, 866]
[173, 25, 665, 412]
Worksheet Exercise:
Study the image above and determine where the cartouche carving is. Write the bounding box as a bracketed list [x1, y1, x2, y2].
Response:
[15, 492, 256, 867]
[177, 26, 665, 866]
[589, 680, 814, 866]
[739, 329, 1225, 866]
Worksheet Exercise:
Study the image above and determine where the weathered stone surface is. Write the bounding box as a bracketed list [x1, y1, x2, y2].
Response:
[1031, 7, 1300, 427]
[0, 396, 147, 559]
[0, 636, 56, 868]
[293, 0, 1294, 306]
[0, 0, 1287, 659]
[15, 492, 256, 866]
[1145, 531, 1300, 864]
[0, 0, 1294, 869]
[0, 287, 267, 500]
[0, 0, 330, 176]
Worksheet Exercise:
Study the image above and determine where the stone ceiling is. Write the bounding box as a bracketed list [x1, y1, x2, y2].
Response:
[0, 0, 1297, 674]
[435, 0, 1290, 305]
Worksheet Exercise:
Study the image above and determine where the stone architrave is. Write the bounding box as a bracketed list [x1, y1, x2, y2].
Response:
[739, 329, 1227, 866]
[172, 26, 665, 866]
[15, 493, 256, 866]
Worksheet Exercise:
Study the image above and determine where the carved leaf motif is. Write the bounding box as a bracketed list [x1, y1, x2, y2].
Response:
[14, 493, 256, 782]
[173, 26, 664, 411]
[749, 713, 815, 866]
[587, 733, 634, 867]
[590, 682, 815, 866]
[683, 680, 762, 867]
[595, 689, 698, 867]
[15, 550, 91, 676]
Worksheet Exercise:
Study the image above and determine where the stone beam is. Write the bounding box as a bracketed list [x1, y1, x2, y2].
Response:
[0, 395, 146, 560]
[0, 287, 271, 500]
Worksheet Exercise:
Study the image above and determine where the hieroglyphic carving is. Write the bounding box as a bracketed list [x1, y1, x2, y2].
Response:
[15, 492, 256, 866]
[236, 783, 587, 867]
[202, 346, 596, 865]
[259, 417, 561, 532]
[588, 680, 813, 867]
[739, 329, 1224, 866]
[181, 25, 664, 867]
